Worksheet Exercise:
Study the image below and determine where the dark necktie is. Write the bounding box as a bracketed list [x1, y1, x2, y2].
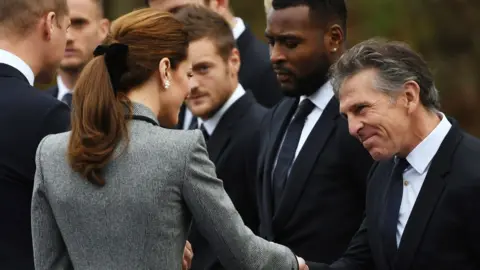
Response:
[199, 124, 209, 142]
[188, 116, 198, 130]
[61, 93, 73, 108]
[272, 99, 316, 206]
[188, 119, 209, 142]
[383, 157, 409, 265]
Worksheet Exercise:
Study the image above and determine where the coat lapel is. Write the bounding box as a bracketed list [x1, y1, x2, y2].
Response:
[207, 93, 254, 164]
[259, 98, 297, 240]
[393, 121, 463, 270]
[272, 97, 339, 229]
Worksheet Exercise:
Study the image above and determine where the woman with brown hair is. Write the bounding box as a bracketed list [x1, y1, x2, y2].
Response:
[30, 8, 305, 270]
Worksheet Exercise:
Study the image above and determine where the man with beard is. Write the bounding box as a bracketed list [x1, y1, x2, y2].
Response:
[174, 6, 267, 269]
[46, 0, 109, 107]
[256, 0, 373, 266]
[147, 0, 282, 130]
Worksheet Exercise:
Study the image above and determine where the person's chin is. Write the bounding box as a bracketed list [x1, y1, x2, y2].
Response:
[280, 83, 303, 98]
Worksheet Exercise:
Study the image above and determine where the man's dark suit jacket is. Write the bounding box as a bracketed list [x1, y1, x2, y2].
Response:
[256, 96, 373, 263]
[177, 26, 281, 129]
[309, 120, 480, 270]
[189, 91, 267, 270]
[0, 64, 70, 269]
[45, 85, 59, 98]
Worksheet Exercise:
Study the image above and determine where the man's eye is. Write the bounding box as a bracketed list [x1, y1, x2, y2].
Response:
[285, 40, 298, 49]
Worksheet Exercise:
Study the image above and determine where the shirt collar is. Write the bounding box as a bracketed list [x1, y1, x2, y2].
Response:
[56, 75, 73, 100]
[232, 17, 246, 40]
[406, 113, 452, 174]
[0, 49, 35, 86]
[198, 83, 246, 135]
[299, 81, 334, 110]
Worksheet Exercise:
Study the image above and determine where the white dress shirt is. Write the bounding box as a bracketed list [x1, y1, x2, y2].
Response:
[196, 84, 246, 135]
[0, 49, 35, 86]
[294, 82, 334, 159]
[396, 113, 452, 246]
[271, 82, 334, 177]
[232, 17, 246, 40]
[182, 17, 246, 130]
[56, 75, 73, 101]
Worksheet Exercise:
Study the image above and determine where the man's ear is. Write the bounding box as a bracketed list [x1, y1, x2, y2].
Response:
[403, 80, 421, 115]
[228, 48, 241, 75]
[324, 24, 344, 55]
[208, 0, 229, 15]
[43, 12, 57, 41]
[98, 19, 110, 42]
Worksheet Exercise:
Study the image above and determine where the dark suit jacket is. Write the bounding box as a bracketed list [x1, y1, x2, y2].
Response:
[0, 64, 70, 269]
[309, 120, 480, 270]
[189, 92, 267, 270]
[45, 85, 59, 98]
[236, 26, 282, 108]
[176, 26, 282, 129]
[256, 96, 373, 264]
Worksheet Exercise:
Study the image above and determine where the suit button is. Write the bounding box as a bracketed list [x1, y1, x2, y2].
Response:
[404, 180, 409, 186]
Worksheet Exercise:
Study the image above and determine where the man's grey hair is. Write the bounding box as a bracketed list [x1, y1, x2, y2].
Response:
[329, 38, 440, 111]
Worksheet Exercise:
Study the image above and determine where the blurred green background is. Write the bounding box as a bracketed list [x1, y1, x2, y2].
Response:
[58, 0, 480, 135]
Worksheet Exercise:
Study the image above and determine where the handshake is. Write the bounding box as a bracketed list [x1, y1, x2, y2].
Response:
[182, 241, 309, 270]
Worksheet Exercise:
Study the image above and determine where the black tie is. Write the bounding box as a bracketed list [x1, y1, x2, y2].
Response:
[188, 119, 209, 142]
[383, 157, 409, 265]
[272, 99, 316, 207]
[199, 124, 209, 142]
[188, 116, 198, 130]
[61, 93, 73, 108]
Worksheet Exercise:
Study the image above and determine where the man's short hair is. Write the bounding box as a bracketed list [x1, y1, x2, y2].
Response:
[0, 0, 68, 35]
[173, 5, 235, 61]
[92, 0, 105, 18]
[330, 38, 440, 111]
[272, 0, 347, 30]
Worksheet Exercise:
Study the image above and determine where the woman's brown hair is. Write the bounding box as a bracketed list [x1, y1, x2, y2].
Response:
[68, 8, 189, 186]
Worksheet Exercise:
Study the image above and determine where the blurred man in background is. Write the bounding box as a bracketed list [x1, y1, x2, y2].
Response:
[46, 0, 109, 107]
[174, 5, 266, 269]
[147, 0, 282, 129]
[0, 0, 71, 268]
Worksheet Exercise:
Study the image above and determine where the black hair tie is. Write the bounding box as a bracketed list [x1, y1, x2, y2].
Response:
[93, 43, 129, 96]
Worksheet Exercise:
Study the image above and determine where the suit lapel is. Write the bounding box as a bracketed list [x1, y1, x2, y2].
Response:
[207, 93, 254, 164]
[394, 121, 463, 270]
[260, 98, 297, 239]
[272, 97, 339, 229]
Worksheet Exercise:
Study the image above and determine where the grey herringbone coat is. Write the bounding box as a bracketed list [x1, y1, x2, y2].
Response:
[31, 103, 298, 270]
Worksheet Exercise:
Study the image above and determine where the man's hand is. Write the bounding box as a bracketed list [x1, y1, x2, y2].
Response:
[297, 256, 309, 270]
[182, 241, 193, 270]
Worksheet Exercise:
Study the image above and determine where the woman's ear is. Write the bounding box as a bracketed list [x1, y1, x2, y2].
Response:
[158, 57, 171, 90]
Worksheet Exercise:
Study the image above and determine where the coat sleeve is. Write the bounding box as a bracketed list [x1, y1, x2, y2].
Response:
[182, 131, 298, 270]
[31, 136, 73, 270]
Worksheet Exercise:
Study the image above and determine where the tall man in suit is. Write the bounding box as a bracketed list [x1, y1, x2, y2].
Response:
[147, 0, 282, 129]
[0, 0, 71, 268]
[173, 5, 266, 269]
[309, 39, 480, 270]
[46, 0, 109, 106]
[258, 0, 373, 265]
